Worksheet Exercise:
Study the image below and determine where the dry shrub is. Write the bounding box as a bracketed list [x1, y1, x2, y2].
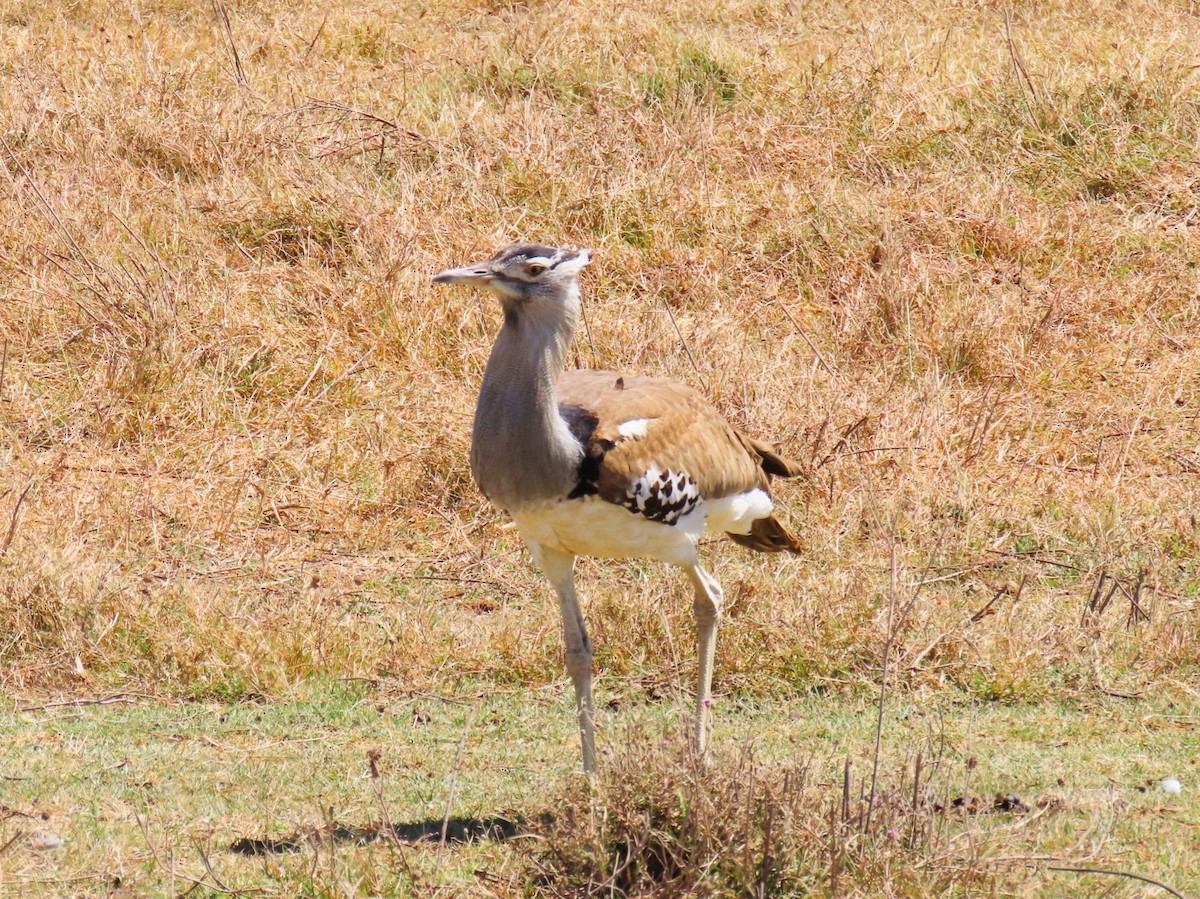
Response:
[526, 736, 994, 898]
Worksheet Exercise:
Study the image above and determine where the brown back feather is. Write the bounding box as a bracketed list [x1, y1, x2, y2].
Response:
[558, 369, 804, 554]
[559, 370, 764, 503]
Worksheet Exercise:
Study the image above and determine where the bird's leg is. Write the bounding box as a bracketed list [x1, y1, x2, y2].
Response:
[684, 563, 724, 759]
[538, 547, 596, 773]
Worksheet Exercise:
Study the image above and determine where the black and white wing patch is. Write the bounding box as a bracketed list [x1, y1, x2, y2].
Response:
[559, 395, 702, 526]
[621, 465, 701, 525]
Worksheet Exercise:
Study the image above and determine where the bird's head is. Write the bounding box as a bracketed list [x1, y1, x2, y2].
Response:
[432, 243, 593, 320]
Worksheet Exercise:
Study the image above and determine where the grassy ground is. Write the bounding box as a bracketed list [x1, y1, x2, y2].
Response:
[2, 684, 1197, 895]
[1, 0, 1198, 894]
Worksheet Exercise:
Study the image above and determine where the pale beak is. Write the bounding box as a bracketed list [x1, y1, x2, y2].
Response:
[431, 263, 495, 286]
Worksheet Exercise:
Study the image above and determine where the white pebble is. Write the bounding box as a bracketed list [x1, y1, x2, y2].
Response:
[29, 831, 64, 851]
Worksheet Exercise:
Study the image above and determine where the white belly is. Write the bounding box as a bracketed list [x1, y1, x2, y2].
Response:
[510, 489, 773, 566]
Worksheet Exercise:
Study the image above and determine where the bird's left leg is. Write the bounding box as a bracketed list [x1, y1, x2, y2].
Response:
[537, 546, 596, 773]
[683, 562, 724, 758]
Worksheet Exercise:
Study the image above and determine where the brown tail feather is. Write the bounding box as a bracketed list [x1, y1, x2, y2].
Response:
[727, 514, 803, 554]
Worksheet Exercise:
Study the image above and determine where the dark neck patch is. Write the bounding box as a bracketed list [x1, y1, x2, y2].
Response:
[559, 402, 609, 499]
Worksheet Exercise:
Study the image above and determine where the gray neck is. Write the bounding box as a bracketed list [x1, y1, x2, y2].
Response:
[470, 291, 584, 512]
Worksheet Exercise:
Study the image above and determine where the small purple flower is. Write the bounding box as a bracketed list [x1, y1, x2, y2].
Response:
[702, 696, 713, 707]
[886, 828, 898, 839]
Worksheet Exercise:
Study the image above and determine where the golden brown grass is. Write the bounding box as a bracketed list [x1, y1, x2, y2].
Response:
[2, 0, 1196, 704]
[0, 0, 1198, 890]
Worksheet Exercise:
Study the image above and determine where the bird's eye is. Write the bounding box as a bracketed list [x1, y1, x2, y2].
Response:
[526, 262, 548, 276]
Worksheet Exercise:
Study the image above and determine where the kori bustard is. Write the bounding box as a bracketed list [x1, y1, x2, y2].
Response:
[433, 243, 803, 772]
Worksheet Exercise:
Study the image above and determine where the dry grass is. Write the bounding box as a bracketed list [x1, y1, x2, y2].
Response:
[0, 0, 1198, 892]
[3, 0, 1196, 704]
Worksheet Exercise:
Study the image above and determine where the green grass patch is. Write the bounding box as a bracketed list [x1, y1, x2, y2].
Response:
[1, 688, 1195, 896]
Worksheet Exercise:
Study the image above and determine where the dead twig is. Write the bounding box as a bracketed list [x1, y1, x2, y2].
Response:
[1119, 570, 1150, 626]
[435, 703, 478, 872]
[194, 836, 257, 895]
[658, 291, 708, 394]
[1091, 644, 1141, 699]
[0, 136, 94, 270]
[302, 14, 327, 64]
[866, 527, 948, 828]
[1044, 864, 1185, 898]
[866, 543, 900, 831]
[770, 297, 845, 382]
[1, 480, 33, 556]
[907, 631, 947, 670]
[1081, 570, 1143, 698]
[410, 573, 519, 596]
[17, 694, 149, 712]
[906, 560, 999, 588]
[1082, 570, 1119, 627]
[285, 346, 328, 413]
[989, 549, 1085, 572]
[1003, 9, 1039, 127]
[970, 574, 1026, 623]
[365, 750, 417, 880]
[212, 0, 248, 88]
[305, 346, 376, 409]
[816, 415, 871, 470]
[817, 446, 911, 469]
[293, 97, 429, 153]
[0, 832, 23, 857]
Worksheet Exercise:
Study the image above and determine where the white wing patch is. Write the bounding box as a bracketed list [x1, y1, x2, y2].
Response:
[703, 488, 773, 534]
[622, 465, 701, 525]
[617, 418, 654, 440]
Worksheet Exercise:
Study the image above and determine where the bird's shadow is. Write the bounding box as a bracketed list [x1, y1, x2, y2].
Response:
[229, 815, 532, 856]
